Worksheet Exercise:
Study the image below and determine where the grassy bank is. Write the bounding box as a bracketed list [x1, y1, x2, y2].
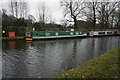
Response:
[55, 48, 119, 78]
[1, 37, 24, 40]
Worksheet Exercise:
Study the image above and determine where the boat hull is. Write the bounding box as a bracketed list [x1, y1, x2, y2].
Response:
[32, 34, 88, 40]
[25, 37, 33, 41]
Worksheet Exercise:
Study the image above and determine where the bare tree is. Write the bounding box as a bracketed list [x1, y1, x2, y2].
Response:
[37, 2, 50, 25]
[110, 1, 120, 29]
[60, 0, 85, 31]
[85, 0, 98, 30]
[49, 15, 55, 24]
[19, 0, 29, 18]
[10, 0, 15, 17]
[97, 1, 118, 29]
[10, 0, 19, 18]
[9, 0, 29, 18]
[61, 19, 69, 27]
[115, 1, 120, 28]
[0, 10, 2, 26]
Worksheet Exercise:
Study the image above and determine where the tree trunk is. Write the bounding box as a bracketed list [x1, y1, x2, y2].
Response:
[15, 2, 18, 18]
[74, 16, 78, 31]
[118, 7, 120, 28]
[93, 2, 96, 30]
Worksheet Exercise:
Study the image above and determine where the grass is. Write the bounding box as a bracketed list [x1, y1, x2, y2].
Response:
[55, 48, 119, 78]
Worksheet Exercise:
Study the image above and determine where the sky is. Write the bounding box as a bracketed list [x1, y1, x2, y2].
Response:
[1, 0, 64, 24]
[28, 0, 64, 24]
[1, 0, 119, 24]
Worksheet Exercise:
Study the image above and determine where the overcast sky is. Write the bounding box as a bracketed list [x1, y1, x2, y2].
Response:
[28, 0, 64, 24]
[1, 0, 118, 24]
[1, 0, 64, 24]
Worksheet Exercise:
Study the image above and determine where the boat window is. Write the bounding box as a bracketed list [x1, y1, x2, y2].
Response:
[107, 32, 112, 34]
[36, 33, 39, 36]
[99, 32, 105, 34]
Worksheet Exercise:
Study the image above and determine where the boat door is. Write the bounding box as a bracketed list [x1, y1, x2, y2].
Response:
[26, 32, 31, 37]
[90, 31, 94, 36]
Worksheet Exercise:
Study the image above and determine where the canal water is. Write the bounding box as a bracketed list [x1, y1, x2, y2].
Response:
[2, 36, 119, 78]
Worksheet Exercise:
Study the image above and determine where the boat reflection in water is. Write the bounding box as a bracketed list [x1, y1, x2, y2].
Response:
[9, 41, 16, 48]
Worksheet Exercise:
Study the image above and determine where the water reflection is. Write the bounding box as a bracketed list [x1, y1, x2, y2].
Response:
[2, 37, 119, 78]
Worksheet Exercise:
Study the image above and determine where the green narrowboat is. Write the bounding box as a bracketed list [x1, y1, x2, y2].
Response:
[25, 31, 87, 40]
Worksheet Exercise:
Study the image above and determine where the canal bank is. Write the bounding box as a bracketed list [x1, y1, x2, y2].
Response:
[55, 48, 119, 78]
[2, 37, 24, 40]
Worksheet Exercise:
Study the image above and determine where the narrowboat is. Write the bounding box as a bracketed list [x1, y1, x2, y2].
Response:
[25, 31, 88, 40]
[89, 31, 114, 37]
